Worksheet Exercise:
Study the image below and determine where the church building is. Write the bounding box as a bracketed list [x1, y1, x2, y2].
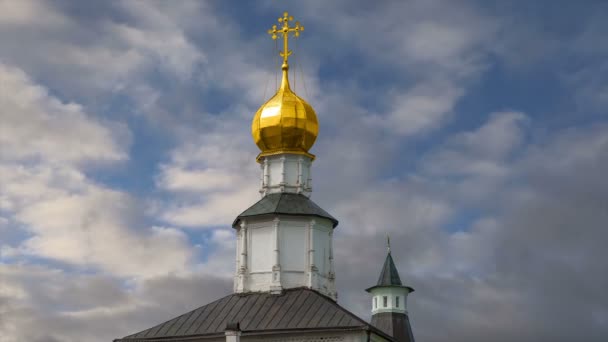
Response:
[115, 12, 415, 342]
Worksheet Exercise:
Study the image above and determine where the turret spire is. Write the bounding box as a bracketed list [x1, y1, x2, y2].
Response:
[376, 248, 403, 287]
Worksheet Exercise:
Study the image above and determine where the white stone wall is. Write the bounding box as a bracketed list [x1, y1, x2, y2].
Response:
[234, 215, 336, 299]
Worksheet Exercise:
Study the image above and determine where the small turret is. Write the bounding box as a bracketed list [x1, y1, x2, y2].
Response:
[366, 238, 415, 342]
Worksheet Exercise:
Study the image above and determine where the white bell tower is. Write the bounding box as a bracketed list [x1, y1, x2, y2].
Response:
[232, 12, 337, 300]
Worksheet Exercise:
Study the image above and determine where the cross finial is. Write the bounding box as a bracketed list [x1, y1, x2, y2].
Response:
[387, 234, 391, 253]
[267, 12, 304, 70]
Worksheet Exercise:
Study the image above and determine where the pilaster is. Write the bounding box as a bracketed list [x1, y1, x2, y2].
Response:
[236, 220, 248, 292]
[306, 161, 312, 193]
[270, 217, 282, 293]
[260, 159, 270, 196]
[328, 230, 336, 298]
[307, 219, 318, 288]
[297, 156, 303, 194]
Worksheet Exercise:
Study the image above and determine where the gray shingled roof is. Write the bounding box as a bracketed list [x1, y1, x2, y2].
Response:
[366, 252, 414, 292]
[115, 288, 392, 341]
[232, 193, 338, 228]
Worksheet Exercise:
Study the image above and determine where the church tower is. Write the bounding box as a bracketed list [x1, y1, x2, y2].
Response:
[116, 12, 416, 342]
[366, 239, 416, 342]
[232, 12, 338, 300]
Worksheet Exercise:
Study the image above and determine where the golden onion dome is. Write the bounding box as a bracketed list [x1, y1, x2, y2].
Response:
[252, 12, 317, 161]
[251, 67, 318, 161]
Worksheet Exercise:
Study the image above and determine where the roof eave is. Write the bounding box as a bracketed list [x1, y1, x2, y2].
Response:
[116, 326, 377, 342]
[233, 212, 339, 228]
[365, 285, 415, 293]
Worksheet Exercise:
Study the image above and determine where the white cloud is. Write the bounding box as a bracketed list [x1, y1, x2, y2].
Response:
[0, 64, 193, 278]
[159, 167, 242, 192]
[0, 264, 231, 342]
[422, 111, 527, 178]
[381, 79, 465, 136]
[0, 63, 129, 165]
[105, 20, 204, 81]
[155, 117, 261, 228]
[2, 164, 194, 279]
[333, 182, 453, 237]
[0, 0, 206, 109]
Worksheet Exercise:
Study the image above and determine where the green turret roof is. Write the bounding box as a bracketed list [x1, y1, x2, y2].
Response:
[377, 252, 403, 286]
[366, 249, 414, 293]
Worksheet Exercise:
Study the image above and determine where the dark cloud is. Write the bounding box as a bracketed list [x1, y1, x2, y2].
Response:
[330, 121, 608, 342]
[0, 266, 231, 342]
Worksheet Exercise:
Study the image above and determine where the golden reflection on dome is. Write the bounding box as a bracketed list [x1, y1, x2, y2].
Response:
[251, 12, 318, 161]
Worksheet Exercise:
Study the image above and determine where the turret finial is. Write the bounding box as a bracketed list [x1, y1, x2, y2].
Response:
[387, 234, 391, 253]
[267, 12, 304, 71]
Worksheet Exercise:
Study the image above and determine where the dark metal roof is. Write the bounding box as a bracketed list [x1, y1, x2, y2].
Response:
[115, 288, 390, 341]
[377, 252, 402, 286]
[371, 312, 415, 342]
[366, 252, 414, 292]
[232, 193, 338, 228]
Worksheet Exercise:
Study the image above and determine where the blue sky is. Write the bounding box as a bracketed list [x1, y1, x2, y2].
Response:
[1, 1, 607, 341]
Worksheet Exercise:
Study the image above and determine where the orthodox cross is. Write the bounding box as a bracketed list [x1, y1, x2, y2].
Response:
[268, 12, 304, 68]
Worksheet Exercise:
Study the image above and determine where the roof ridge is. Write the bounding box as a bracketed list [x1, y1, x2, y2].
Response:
[274, 192, 286, 211]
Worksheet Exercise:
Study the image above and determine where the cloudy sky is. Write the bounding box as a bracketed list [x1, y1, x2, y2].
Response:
[1, 1, 607, 341]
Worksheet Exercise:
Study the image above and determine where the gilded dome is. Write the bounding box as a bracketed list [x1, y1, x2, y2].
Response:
[251, 68, 318, 161]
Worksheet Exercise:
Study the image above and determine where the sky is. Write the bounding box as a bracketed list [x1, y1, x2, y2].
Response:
[0, 0, 607, 341]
